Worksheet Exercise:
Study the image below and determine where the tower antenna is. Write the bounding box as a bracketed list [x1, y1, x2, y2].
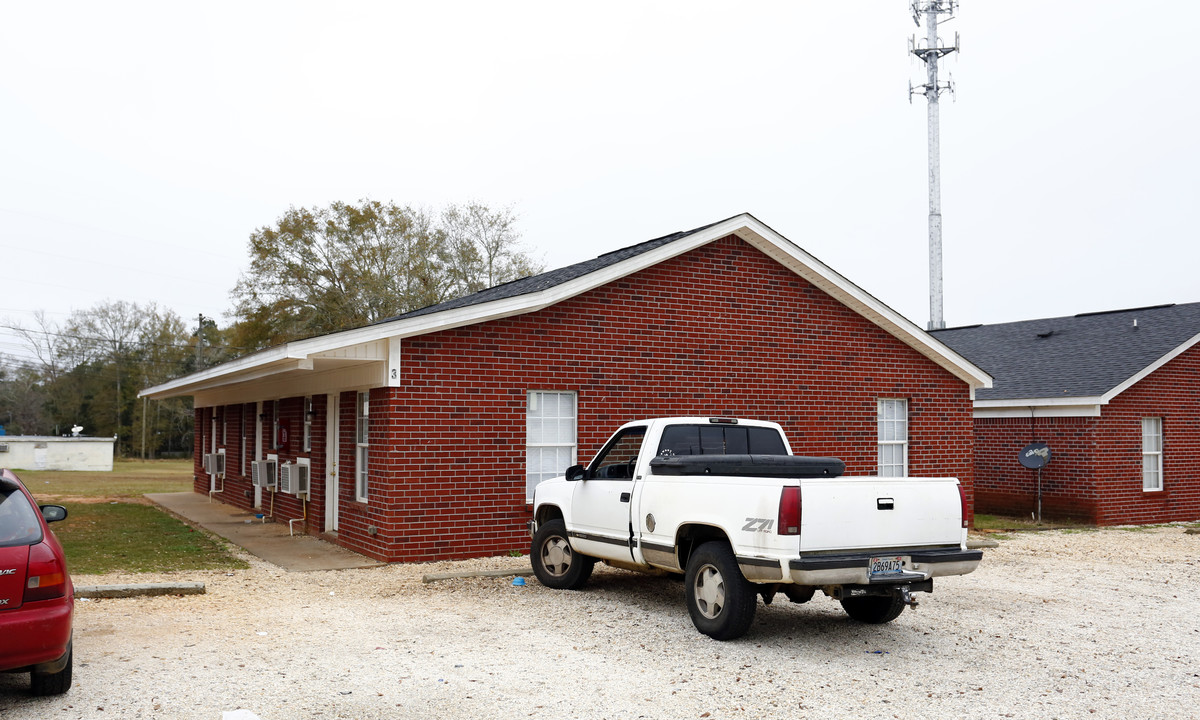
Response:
[909, 1, 959, 331]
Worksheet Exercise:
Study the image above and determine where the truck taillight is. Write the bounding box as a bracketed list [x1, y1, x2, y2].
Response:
[23, 542, 67, 603]
[778, 486, 801, 535]
[958, 483, 969, 529]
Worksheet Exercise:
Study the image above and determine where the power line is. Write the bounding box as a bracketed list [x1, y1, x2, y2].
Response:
[0, 324, 251, 351]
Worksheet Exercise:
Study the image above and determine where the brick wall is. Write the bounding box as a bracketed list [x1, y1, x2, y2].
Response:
[1093, 343, 1200, 524]
[345, 235, 976, 562]
[193, 396, 332, 532]
[973, 342, 1200, 524]
[973, 415, 1099, 521]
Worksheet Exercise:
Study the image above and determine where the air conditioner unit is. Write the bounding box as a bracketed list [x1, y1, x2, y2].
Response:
[251, 459, 277, 488]
[279, 462, 310, 496]
[0, 443, 9, 453]
[203, 452, 226, 475]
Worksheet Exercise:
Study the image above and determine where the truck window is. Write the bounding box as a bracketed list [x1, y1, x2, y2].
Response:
[590, 427, 647, 479]
[657, 425, 788, 456]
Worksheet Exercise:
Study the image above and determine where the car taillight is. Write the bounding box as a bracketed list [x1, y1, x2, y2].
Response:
[778, 486, 802, 535]
[23, 542, 66, 603]
[958, 483, 969, 529]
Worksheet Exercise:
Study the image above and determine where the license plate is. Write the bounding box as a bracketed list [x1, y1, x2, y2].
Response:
[869, 556, 905, 577]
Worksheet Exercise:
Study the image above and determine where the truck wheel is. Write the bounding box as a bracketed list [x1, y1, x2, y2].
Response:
[531, 519, 594, 590]
[840, 594, 907, 624]
[685, 541, 756, 640]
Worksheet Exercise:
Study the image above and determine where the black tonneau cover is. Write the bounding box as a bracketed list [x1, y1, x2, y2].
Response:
[649, 454, 845, 478]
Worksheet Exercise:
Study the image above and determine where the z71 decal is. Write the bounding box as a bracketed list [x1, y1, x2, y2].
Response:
[742, 518, 775, 533]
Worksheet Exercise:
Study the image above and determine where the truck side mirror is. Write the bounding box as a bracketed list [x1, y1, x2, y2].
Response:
[565, 464, 586, 481]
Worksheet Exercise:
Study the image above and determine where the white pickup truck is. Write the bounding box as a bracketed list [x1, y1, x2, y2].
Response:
[529, 417, 982, 640]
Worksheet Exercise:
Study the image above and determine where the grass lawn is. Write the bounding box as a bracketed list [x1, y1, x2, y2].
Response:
[20, 458, 195, 500]
[17, 459, 249, 575]
[974, 513, 1094, 533]
[53, 502, 249, 574]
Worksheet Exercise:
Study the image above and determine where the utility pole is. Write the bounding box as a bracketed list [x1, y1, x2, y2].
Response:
[196, 313, 207, 369]
[909, 1, 959, 331]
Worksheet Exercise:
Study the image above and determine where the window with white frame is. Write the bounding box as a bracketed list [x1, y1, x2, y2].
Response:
[1142, 417, 1162, 491]
[877, 398, 908, 477]
[526, 391, 577, 501]
[303, 396, 313, 453]
[355, 392, 369, 502]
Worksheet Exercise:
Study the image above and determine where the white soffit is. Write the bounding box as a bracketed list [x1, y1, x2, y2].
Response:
[141, 213, 992, 398]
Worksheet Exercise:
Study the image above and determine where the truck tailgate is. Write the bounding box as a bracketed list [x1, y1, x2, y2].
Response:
[799, 477, 963, 553]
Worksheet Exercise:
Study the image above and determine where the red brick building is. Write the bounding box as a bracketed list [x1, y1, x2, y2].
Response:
[141, 214, 991, 562]
[934, 303, 1200, 525]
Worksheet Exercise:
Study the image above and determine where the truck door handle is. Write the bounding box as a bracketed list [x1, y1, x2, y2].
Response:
[877, 498, 894, 510]
[620, 492, 631, 503]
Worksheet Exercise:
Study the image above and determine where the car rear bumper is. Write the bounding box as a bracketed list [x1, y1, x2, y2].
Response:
[0, 595, 74, 673]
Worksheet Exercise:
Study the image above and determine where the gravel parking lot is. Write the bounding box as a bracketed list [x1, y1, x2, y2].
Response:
[1, 526, 1196, 720]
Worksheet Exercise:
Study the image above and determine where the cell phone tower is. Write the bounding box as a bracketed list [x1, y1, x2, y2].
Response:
[909, 1, 959, 331]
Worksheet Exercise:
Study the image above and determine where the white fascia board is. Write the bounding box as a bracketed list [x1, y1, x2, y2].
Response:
[1100, 330, 1200, 404]
[974, 404, 1103, 419]
[139, 346, 294, 399]
[735, 218, 993, 390]
[137, 216, 747, 400]
[139, 212, 994, 399]
[144, 358, 315, 399]
[975, 395, 1107, 409]
[284, 214, 759, 355]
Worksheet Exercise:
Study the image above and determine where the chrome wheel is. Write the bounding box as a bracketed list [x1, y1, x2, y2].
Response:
[530, 519, 594, 590]
[692, 563, 726, 620]
[540, 535, 573, 577]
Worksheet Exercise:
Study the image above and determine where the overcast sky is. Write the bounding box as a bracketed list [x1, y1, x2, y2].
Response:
[2, 1, 1197, 365]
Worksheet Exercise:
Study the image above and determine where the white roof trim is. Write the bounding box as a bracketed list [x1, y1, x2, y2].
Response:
[732, 220, 991, 389]
[970, 329, 1200, 413]
[975, 395, 1108, 409]
[1100, 329, 1200, 404]
[141, 213, 992, 399]
[974, 404, 1102, 419]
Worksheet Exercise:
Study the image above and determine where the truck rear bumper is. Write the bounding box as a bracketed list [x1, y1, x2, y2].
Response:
[787, 548, 982, 585]
[736, 548, 983, 586]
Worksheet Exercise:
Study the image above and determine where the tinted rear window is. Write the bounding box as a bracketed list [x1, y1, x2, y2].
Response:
[657, 424, 787, 456]
[0, 487, 42, 548]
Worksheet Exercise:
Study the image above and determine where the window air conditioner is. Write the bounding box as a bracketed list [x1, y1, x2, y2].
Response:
[279, 462, 310, 496]
[251, 459, 277, 488]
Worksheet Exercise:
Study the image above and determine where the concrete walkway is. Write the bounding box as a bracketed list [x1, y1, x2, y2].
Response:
[146, 492, 384, 572]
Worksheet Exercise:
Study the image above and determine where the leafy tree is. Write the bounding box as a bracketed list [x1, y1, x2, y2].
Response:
[230, 200, 541, 350]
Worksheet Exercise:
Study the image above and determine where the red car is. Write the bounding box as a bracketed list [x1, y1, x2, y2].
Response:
[0, 469, 73, 695]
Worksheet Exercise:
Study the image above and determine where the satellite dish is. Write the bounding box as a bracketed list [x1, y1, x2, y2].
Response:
[71, 425, 84, 437]
[1018, 442, 1051, 469]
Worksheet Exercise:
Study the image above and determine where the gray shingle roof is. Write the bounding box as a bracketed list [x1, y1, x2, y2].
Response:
[931, 302, 1200, 401]
[374, 218, 727, 324]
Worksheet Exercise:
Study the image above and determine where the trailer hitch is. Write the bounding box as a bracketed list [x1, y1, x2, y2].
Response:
[896, 585, 920, 609]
